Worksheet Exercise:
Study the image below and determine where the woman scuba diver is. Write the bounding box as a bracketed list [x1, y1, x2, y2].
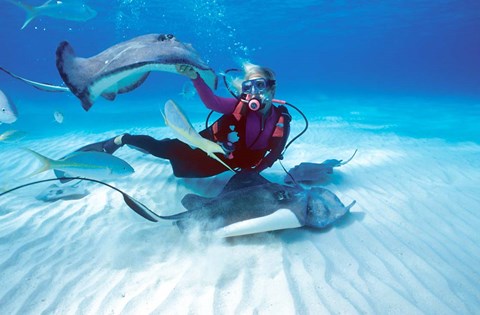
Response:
[73, 62, 293, 178]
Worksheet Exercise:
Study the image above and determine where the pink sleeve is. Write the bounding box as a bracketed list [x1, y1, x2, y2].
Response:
[192, 76, 238, 114]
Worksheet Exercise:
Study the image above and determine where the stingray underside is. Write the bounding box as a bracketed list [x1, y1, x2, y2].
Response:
[56, 39, 217, 111]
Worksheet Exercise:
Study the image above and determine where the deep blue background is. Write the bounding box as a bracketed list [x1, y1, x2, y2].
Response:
[1, 0, 479, 97]
[0, 0, 479, 141]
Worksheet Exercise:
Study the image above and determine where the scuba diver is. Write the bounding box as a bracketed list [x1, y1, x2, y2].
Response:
[74, 62, 292, 178]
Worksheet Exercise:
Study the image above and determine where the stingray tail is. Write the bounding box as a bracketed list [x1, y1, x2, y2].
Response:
[6, 0, 38, 30]
[346, 200, 356, 211]
[340, 149, 358, 166]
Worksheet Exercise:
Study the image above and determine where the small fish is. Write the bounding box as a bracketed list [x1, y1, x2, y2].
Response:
[0, 89, 18, 124]
[53, 111, 64, 123]
[5, 0, 97, 30]
[26, 149, 134, 180]
[179, 81, 196, 99]
[163, 99, 234, 172]
[0, 130, 26, 142]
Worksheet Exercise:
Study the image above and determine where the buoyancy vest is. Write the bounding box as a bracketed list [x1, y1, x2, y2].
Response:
[200, 100, 289, 169]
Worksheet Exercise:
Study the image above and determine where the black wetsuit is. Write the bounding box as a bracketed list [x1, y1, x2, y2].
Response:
[121, 105, 291, 178]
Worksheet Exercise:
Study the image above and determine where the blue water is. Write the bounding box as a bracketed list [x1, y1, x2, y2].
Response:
[1, 3, 480, 313]
[0, 0, 479, 142]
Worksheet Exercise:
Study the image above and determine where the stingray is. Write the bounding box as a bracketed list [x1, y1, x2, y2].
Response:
[56, 33, 218, 111]
[285, 150, 357, 185]
[162, 171, 355, 237]
[36, 182, 89, 202]
[0, 172, 354, 238]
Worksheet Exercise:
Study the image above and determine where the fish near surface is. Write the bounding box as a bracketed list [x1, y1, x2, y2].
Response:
[56, 34, 217, 111]
[0, 89, 18, 124]
[53, 111, 64, 123]
[161, 171, 355, 238]
[5, 0, 97, 30]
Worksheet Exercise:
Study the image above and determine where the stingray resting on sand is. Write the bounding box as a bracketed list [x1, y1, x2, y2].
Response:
[0, 171, 354, 238]
[56, 33, 218, 111]
[285, 150, 358, 185]
[164, 171, 355, 237]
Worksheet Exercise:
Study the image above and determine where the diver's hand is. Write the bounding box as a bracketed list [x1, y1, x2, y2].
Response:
[176, 64, 198, 79]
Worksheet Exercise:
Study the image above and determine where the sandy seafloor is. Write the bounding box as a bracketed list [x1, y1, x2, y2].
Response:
[0, 95, 479, 315]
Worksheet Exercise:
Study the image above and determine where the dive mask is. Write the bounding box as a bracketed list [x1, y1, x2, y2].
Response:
[241, 78, 275, 94]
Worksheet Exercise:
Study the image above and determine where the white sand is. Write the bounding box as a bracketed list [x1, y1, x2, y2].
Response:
[0, 112, 479, 314]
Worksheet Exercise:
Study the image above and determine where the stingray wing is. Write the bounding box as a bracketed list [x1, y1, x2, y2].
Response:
[180, 193, 211, 211]
[284, 162, 335, 184]
[56, 34, 217, 111]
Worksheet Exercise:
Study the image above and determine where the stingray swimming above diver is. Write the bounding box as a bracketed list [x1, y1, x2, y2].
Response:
[56, 33, 218, 111]
[1, 34, 217, 111]
[0, 171, 355, 238]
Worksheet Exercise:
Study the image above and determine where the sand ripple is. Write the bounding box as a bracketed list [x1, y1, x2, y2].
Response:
[1, 126, 479, 314]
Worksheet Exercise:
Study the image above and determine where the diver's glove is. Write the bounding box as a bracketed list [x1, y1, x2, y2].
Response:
[176, 64, 198, 79]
